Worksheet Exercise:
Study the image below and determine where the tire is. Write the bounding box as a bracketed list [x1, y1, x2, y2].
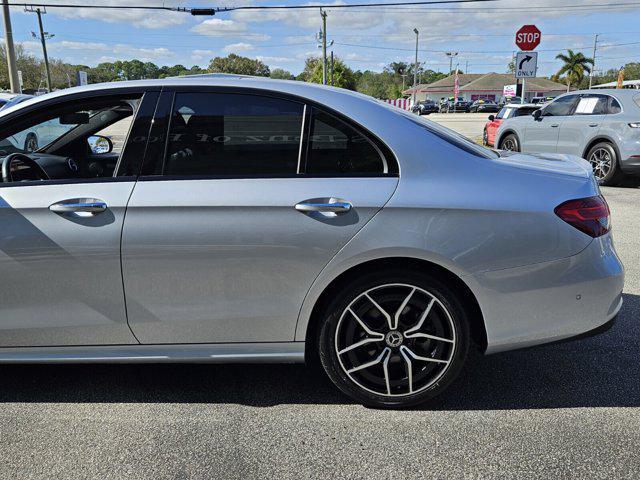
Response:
[318, 269, 470, 408]
[499, 133, 520, 152]
[482, 128, 489, 146]
[24, 133, 38, 153]
[586, 141, 624, 186]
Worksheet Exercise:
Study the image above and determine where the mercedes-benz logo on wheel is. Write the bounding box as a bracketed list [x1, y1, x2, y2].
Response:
[385, 331, 404, 348]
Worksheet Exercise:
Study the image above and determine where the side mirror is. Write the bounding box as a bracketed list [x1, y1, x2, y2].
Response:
[533, 109, 543, 121]
[88, 135, 113, 155]
[488, 115, 495, 121]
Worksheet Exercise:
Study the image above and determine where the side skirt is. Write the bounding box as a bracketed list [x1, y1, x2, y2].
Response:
[0, 342, 306, 364]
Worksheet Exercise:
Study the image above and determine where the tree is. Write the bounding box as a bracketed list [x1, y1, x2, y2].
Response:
[0, 44, 43, 90]
[555, 49, 594, 91]
[301, 56, 356, 90]
[507, 59, 515, 74]
[208, 53, 269, 77]
[270, 68, 294, 80]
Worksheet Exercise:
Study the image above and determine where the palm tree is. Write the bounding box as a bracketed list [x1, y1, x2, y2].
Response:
[555, 50, 594, 91]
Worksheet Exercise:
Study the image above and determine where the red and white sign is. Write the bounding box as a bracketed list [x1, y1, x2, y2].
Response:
[515, 25, 541, 51]
[453, 71, 460, 98]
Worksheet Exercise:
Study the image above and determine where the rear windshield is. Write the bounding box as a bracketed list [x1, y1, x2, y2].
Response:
[404, 113, 498, 159]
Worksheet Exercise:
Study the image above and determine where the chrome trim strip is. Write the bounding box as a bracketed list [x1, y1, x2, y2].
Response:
[0, 342, 306, 364]
[296, 103, 307, 174]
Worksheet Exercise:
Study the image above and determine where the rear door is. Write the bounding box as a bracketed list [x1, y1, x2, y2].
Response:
[523, 94, 578, 153]
[121, 89, 399, 344]
[556, 94, 607, 155]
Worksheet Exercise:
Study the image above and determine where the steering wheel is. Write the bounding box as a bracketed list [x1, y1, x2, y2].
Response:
[2, 153, 50, 183]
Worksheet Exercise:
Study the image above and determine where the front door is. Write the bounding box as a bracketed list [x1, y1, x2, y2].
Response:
[0, 90, 157, 346]
[122, 90, 399, 344]
[523, 94, 579, 154]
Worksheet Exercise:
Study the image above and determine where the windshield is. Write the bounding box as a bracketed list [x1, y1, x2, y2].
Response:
[0, 116, 87, 155]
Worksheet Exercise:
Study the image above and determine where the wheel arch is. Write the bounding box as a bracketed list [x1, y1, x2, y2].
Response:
[302, 256, 488, 364]
[496, 129, 517, 149]
[582, 136, 621, 161]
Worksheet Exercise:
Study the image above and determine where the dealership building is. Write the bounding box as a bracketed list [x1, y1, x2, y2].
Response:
[403, 72, 568, 103]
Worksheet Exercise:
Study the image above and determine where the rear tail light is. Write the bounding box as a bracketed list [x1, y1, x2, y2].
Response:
[554, 196, 610, 238]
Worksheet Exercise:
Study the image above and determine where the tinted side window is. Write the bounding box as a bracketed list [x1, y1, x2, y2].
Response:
[608, 97, 622, 114]
[543, 95, 577, 116]
[306, 108, 386, 174]
[165, 93, 303, 176]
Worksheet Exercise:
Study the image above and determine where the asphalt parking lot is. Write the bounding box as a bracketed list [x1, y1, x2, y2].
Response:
[425, 112, 490, 141]
[0, 182, 638, 479]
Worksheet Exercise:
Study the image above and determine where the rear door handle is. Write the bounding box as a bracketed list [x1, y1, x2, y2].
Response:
[589, 123, 599, 127]
[550, 124, 559, 128]
[295, 198, 352, 214]
[49, 198, 108, 214]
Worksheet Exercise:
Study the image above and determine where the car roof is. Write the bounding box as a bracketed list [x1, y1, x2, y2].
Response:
[560, 89, 640, 101]
[503, 103, 539, 109]
[0, 75, 390, 119]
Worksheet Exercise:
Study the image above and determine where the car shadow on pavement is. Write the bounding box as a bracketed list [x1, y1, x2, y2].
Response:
[0, 293, 637, 410]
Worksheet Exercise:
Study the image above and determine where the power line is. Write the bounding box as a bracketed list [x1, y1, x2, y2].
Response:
[4, 0, 500, 13]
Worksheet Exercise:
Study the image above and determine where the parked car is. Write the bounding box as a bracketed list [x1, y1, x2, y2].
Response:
[483, 103, 541, 147]
[411, 100, 439, 115]
[469, 99, 500, 113]
[441, 97, 470, 112]
[0, 77, 623, 408]
[0, 94, 34, 111]
[0, 116, 73, 155]
[495, 89, 640, 185]
[531, 96, 554, 104]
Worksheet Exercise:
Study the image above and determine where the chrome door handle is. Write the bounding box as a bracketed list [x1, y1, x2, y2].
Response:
[295, 199, 352, 214]
[49, 198, 108, 214]
[550, 124, 559, 128]
[589, 123, 599, 127]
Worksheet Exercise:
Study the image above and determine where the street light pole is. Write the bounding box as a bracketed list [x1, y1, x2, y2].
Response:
[412, 28, 419, 106]
[2, 1, 21, 93]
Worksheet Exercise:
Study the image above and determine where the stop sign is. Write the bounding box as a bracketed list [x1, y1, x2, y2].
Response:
[515, 25, 541, 51]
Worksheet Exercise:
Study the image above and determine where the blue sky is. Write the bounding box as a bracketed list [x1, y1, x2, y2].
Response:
[6, 0, 640, 78]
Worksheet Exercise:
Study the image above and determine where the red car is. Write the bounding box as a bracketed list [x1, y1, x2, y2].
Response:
[483, 103, 541, 147]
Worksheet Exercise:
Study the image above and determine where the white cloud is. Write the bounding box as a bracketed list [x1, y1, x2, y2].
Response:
[22, 0, 188, 29]
[256, 55, 295, 64]
[191, 49, 216, 61]
[191, 18, 270, 41]
[224, 42, 254, 53]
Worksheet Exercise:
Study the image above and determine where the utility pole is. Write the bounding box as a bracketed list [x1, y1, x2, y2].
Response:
[27, 7, 53, 92]
[330, 51, 334, 86]
[589, 34, 599, 89]
[465, 59, 469, 74]
[412, 28, 419, 106]
[2, 1, 21, 93]
[446, 51, 458, 76]
[321, 8, 327, 85]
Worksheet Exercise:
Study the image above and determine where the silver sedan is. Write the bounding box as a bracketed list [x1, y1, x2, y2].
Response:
[0, 77, 624, 408]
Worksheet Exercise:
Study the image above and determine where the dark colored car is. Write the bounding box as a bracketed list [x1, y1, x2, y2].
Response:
[441, 97, 471, 113]
[469, 100, 500, 113]
[411, 100, 439, 116]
